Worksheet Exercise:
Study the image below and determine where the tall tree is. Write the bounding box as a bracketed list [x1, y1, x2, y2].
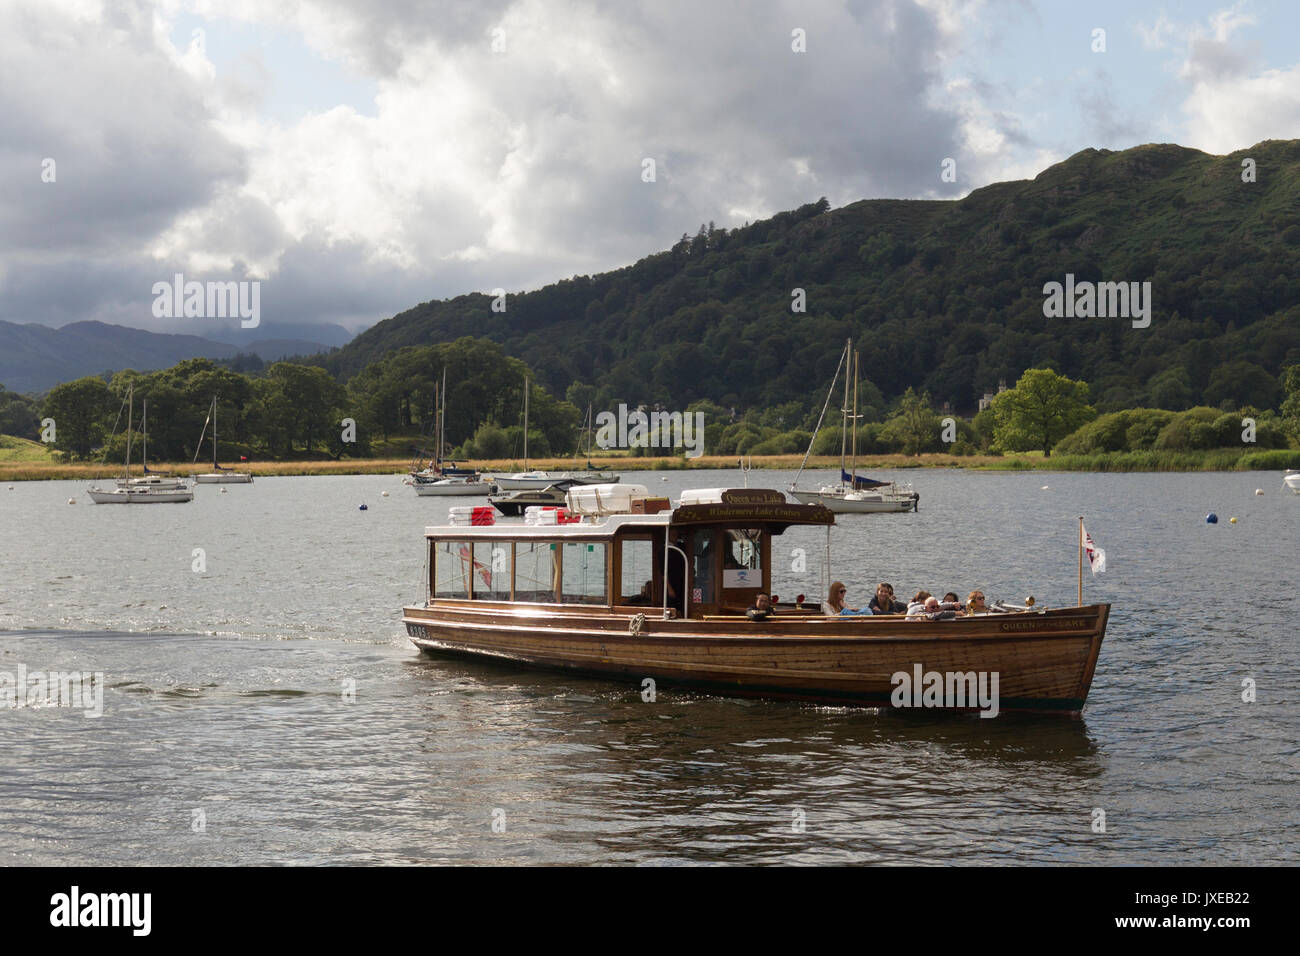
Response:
[992, 368, 1096, 457]
[42, 377, 115, 459]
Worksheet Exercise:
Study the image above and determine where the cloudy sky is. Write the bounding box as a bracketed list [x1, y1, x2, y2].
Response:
[2, 0, 1298, 342]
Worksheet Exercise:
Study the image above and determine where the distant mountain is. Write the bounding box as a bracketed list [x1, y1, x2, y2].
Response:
[0, 321, 340, 394]
[200, 321, 354, 349]
[324, 139, 1300, 415]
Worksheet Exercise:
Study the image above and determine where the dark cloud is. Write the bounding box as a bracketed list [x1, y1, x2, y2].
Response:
[1, 0, 973, 341]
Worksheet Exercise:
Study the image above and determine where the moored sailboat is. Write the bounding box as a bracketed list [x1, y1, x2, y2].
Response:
[411, 368, 494, 496]
[789, 338, 918, 513]
[88, 385, 194, 504]
[485, 377, 621, 490]
[193, 396, 253, 483]
[115, 399, 190, 491]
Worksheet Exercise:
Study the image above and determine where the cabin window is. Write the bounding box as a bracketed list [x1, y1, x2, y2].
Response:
[619, 537, 655, 605]
[471, 541, 511, 601]
[433, 540, 472, 599]
[561, 542, 607, 605]
[722, 528, 763, 589]
[515, 541, 558, 603]
[692, 530, 716, 605]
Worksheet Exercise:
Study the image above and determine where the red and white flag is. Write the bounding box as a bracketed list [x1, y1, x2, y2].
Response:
[1082, 524, 1106, 574]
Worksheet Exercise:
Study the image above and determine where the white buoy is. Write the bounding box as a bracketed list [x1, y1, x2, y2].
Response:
[661, 476, 669, 482]
[382, 490, 390, 497]
[1255, 489, 1264, 495]
[220, 487, 228, 493]
[1041, 485, 1049, 490]
[68, 497, 76, 504]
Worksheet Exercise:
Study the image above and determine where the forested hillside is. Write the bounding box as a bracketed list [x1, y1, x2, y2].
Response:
[325, 139, 1300, 416]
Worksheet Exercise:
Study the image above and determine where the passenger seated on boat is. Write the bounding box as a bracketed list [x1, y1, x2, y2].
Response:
[822, 582, 871, 616]
[939, 592, 964, 612]
[905, 591, 932, 617]
[909, 596, 958, 621]
[868, 583, 906, 614]
[746, 593, 775, 621]
[965, 591, 988, 615]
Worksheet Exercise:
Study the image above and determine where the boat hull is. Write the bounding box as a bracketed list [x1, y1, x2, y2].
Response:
[1285, 473, 1300, 493]
[489, 473, 620, 490]
[789, 489, 917, 513]
[87, 488, 194, 503]
[194, 473, 253, 483]
[402, 603, 1109, 715]
[414, 481, 494, 496]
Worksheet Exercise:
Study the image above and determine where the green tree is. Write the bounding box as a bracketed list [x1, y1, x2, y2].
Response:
[267, 363, 346, 454]
[0, 386, 40, 440]
[992, 368, 1095, 457]
[42, 376, 115, 459]
[1280, 365, 1300, 442]
[881, 387, 939, 456]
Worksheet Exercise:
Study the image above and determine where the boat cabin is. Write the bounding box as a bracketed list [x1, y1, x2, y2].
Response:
[423, 487, 834, 619]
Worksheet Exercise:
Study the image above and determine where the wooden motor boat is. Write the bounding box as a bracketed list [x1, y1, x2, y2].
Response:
[402, 487, 1110, 716]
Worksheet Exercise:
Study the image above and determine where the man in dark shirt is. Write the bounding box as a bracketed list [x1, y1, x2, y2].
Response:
[868, 582, 906, 614]
[746, 592, 775, 621]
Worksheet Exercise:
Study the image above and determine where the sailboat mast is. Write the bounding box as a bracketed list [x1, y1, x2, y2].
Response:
[142, 399, 148, 472]
[851, 349, 859, 483]
[839, 338, 850, 483]
[212, 397, 219, 469]
[523, 375, 529, 470]
[432, 379, 440, 473]
[125, 384, 133, 478]
[440, 367, 447, 469]
[585, 403, 593, 463]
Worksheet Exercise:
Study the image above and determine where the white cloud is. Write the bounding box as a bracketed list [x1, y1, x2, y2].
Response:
[1133, 2, 1299, 153]
[1183, 64, 1300, 153]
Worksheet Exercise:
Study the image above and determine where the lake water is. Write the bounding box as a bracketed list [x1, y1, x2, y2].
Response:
[1, 469, 1295, 865]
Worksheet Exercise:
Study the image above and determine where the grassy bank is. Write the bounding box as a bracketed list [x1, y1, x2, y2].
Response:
[3, 449, 1298, 481]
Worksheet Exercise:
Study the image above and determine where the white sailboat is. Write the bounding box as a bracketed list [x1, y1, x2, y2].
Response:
[789, 338, 919, 514]
[487, 381, 621, 490]
[115, 399, 190, 491]
[412, 368, 494, 496]
[193, 396, 253, 483]
[1284, 470, 1300, 493]
[88, 385, 194, 504]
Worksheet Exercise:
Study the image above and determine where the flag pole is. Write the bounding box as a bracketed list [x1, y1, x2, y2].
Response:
[1077, 516, 1084, 607]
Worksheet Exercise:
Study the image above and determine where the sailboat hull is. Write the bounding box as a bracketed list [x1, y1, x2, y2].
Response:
[194, 473, 253, 483]
[789, 488, 918, 512]
[489, 472, 620, 490]
[88, 487, 194, 503]
[414, 480, 493, 496]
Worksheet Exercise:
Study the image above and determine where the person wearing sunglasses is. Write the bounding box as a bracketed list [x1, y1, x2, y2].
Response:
[822, 582, 872, 616]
